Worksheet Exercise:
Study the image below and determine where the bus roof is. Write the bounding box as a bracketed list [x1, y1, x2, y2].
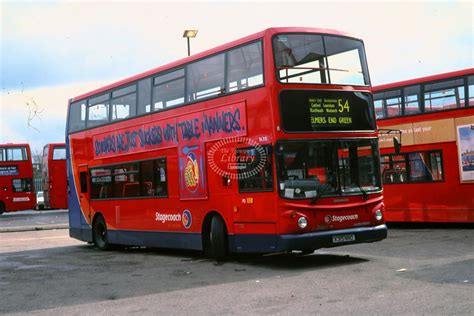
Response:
[0, 143, 30, 148]
[71, 27, 357, 102]
[44, 143, 65, 148]
[373, 68, 474, 92]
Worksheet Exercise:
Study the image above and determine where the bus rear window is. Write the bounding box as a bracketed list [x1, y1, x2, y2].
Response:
[1, 147, 29, 161]
[12, 178, 33, 192]
[52, 147, 66, 160]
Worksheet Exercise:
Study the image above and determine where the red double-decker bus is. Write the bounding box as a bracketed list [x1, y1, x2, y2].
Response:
[67, 27, 387, 258]
[0, 143, 36, 214]
[41, 143, 68, 209]
[374, 68, 474, 223]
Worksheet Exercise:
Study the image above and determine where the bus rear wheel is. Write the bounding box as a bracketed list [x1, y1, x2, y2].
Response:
[208, 215, 228, 261]
[0, 202, 4, 215]
[93, 216, 109, 250]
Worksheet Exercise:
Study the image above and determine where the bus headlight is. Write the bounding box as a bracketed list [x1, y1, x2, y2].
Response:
[375, 209, 383, 221]
[298, 217, 308, 229]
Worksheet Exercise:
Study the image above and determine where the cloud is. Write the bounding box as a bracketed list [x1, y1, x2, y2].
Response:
[1, 2, 173, 90]
[1, 1, 472, 152]
[0, 81, 109, 153]
[2, 1, 471, 91]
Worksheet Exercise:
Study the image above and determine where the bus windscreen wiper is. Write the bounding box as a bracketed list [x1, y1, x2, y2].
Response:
[310, 184, 331, 205]
[355, 183, 369, 201]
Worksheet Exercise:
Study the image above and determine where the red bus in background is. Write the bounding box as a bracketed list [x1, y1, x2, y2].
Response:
[67, 27, 387, 258]
[374, 68, 474, 223]
[41, 143, 68, 209]
[0, 144, 36, 214]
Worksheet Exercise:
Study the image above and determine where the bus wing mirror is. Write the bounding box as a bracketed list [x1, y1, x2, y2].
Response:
[393, 137, 401, 154]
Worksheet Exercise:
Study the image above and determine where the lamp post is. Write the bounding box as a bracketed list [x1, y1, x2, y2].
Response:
[183, 30, 198, 57]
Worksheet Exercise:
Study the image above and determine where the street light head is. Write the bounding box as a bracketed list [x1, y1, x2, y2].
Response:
[183, 30, 198, 57]
[183, 30, 198, 38]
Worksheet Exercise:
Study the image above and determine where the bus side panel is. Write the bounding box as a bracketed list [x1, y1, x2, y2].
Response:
[382, 142, 474, 223]
[107, 230, 202, 250]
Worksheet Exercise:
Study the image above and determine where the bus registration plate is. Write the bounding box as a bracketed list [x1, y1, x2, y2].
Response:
[332, 234, 355, 243]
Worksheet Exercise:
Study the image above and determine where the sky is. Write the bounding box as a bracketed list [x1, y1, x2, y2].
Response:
[1, 0, 473, 156]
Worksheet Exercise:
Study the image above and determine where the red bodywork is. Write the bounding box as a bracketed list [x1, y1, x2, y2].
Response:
[0, 143, 36, 213]
[42, 143, 68, 209]
[67, 27, 385, 250]
[374, 68, 474, 223]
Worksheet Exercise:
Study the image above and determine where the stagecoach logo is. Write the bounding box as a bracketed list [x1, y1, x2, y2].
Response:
[155, 212, 181, 223]
[184, 152, 200, 192]
[154, 210, 192, 229]
[182, 209, 192, 229]
[208, 136, 267, 180]
[325, 214, 359, 223]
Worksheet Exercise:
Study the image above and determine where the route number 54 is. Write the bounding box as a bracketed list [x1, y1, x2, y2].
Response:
[338, 99, 350, 112]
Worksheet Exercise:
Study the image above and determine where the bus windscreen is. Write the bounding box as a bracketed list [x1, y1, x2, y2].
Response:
[273, 34, 370, 86]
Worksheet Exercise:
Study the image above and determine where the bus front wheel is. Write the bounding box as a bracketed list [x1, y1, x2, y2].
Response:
[208, 215, 228, 261]
[93, 215, 109, 250]
[0, 202, 4, 215]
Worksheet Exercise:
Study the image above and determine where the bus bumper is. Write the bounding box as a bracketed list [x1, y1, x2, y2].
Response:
[277, 224, 388, 251]
[230, 224, 387, 253]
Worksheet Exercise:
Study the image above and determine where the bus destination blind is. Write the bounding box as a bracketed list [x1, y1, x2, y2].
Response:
[279, 90, 376, 132]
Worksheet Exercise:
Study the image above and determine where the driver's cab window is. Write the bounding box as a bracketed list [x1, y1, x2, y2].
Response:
[281, 150, 321, 199]
[277, 142, 338, 199]
[237, 145, 273, 192]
